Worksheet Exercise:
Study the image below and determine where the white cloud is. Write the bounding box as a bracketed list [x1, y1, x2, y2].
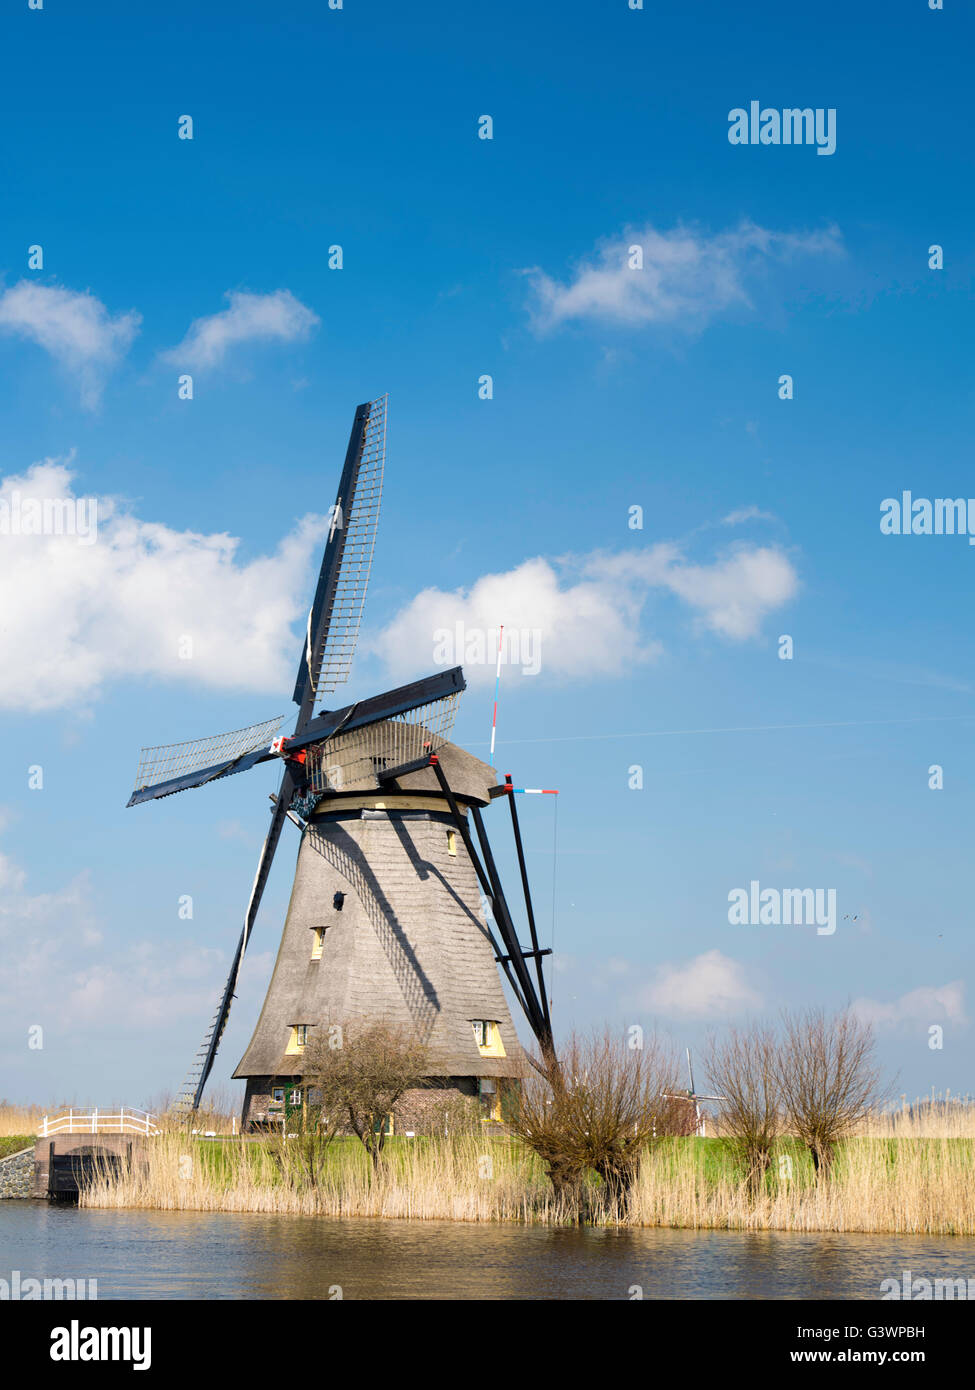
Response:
[370, 539, 798, 683]
[0, 281, 140, 408]
[588, 544, 799, 641]
[721, 505, 776, 527]
[631, 949, 762, 1019]
[371, 555, 661, 684]
[525, 219, 843, 331]
[0, 459, 326, 711]
[163, 289, 320, 369]
[0, 460, 798, 712]
[852, 983, 967, 1031]
[0, 850, 224, 1039]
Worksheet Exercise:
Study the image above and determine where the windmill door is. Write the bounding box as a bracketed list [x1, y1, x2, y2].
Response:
[284, 1086, 304, 1124]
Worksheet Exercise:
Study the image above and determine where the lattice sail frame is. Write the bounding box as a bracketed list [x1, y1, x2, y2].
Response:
[306, 693, 461, 794]
[131, 716, 285, 795]
[309, 393, 387, 698]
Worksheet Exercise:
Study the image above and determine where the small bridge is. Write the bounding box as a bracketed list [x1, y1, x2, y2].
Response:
[34, 1109, 157, 1199]
[39, 1107, 159, 1138]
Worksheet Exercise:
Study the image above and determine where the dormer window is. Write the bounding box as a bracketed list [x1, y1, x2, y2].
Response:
[471, 1020, 506, 1058]
[286, 1024, 312, 1055]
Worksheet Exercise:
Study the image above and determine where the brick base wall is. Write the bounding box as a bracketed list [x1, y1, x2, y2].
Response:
[241, 1074, 517, 1135]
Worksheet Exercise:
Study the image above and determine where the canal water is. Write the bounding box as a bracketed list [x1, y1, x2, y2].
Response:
[2, 1203, 974, 1299]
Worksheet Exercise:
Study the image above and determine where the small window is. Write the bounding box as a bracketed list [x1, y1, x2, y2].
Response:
[286, 1024, 311, 1055]
[272, 1087, 285, 1104]
[447, 830, 457, 857]
[472, 1020, 506, 1058]
[310, 927, 326, 960]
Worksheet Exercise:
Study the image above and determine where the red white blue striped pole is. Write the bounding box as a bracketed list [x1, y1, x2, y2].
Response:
[490, 624, 503, 762]
[507, 788, 559, 795]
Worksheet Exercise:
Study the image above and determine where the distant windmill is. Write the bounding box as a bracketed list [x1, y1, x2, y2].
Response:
[665, 1049, 726, 1137]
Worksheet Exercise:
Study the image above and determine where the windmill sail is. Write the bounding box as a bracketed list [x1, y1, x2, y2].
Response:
[295, 393, 386, 709]
[127, 715, 285, 806]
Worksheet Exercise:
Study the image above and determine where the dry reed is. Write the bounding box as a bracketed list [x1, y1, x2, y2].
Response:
[81, 1123, 975, 1234]
[82, 1131, 569, 1224]
[0, 1100, 47, 1137]
[630, 1137, 975, 1235]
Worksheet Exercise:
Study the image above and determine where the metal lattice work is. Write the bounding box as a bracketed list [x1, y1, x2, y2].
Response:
[310, 393, 386, 697]
[306, 693, 461, 794]
[131, 716, 285, 796]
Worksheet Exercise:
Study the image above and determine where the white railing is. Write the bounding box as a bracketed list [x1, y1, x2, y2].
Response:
[39, 1108, 159, 1138]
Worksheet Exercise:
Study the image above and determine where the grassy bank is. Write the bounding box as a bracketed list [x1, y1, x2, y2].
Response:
[81, 1128, 975, 1234]
[0, 1136, 34, 1159]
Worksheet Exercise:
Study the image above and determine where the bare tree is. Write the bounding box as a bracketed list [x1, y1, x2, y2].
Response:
[300, 1022, 429, 1172]
[512, 1030, 682, 1218]
[509, 1066, 587, 1207]
[704, 1024, 781, 1194]
[777, 1007, 886, 1175]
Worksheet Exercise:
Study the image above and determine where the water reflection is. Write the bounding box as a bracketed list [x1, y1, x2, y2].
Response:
[1, 1204, 973, 1300]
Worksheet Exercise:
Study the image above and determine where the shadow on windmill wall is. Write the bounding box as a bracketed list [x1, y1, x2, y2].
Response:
[306, 817, 441, 1042]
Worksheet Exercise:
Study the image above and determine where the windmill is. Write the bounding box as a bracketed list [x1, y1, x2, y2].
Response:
[665, 1049, 726, 1137]
[127, 396, 554, 1124]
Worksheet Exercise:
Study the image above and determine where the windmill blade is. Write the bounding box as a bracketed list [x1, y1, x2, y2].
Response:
[133, 394, 388, 807]
[127, 715, 285, 807]
[129, 670, 465, 808]
[686, 1047, 696, 1096]
[177, 762, 299, 1110]
[294, 393, 387, 714]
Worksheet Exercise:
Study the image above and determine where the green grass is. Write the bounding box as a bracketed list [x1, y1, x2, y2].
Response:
[185, 1133, 816, 1196]
[187, 1133, 545, 1189]
[0, 1135, 35, 1159]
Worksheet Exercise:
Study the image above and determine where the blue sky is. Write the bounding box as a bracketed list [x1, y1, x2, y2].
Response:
[0, 0, 972, 1109]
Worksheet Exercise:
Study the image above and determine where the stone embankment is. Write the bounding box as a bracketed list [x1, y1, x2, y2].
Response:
[0, 1147, 35, 1198]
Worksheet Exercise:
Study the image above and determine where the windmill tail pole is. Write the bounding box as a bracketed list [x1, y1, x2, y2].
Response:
[503, 774, 552, 1038]
[470, 804, 549, 1046]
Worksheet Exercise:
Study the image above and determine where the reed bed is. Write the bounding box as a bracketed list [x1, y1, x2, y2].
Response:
[856, 1098, 975, 1140]
[630, 1137, 975, 1235]
[82, 1131, 571, 1224]
[82, 1128, 975, 1234]
[0, 1100, 47, 1137]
